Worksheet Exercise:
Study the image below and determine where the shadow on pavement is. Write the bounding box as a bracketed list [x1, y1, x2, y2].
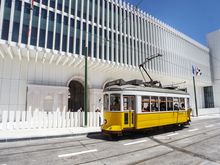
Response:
[87, 125, 190, 141]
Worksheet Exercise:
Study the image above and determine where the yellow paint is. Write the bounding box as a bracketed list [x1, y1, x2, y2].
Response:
[101, 109, 191, 133]
[101, 112, 124, 132]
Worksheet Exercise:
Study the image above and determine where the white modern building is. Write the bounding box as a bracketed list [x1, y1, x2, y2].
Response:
[0, 0, 217, 119]
[207, 29, 220, 108]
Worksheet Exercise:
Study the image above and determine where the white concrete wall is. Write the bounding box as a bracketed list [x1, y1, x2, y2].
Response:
[198, 108, 220, 116]
[207, 30, 220, 107]
[0, 55, 209, 115]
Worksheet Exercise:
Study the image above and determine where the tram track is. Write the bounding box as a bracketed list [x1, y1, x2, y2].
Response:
[0, 133, 102, 150]
[0, 125, 220, 158]
[77, 132, 220, 165]
[78, 128, 220, 165]
[154, 126, 220, 145]
[129, 133, 220, 165]
[0, 135, 106, 157]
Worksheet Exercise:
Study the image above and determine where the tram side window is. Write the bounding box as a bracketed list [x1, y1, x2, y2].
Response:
[142, 96, 150, 112]
[151, 96, 159, 111]
[167, 97, 173, 111]
[124, 96, 135, 110]
[160, 97, 166, 111]
[110, 94, 120, 111]
[104, 94, 109, 111]
[179, 98, 185, 110]
[173, 97, 179, 110]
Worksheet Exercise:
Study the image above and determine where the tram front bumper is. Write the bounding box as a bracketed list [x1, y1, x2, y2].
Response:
[101, 124, 123, 133]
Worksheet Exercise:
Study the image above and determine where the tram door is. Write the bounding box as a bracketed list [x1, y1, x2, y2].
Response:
[123, 96, 135, 128]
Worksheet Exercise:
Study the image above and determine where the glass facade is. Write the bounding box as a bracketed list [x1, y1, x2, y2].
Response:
[204, 86, 214, 108]
[0, 0, 211, 81]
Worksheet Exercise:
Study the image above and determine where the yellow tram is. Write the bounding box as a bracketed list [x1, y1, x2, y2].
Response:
[101, 82, 191, 135]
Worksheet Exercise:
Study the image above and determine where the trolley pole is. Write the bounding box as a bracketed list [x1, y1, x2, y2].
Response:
[193, 76, 198, 117]
[84, 46, 88, 126]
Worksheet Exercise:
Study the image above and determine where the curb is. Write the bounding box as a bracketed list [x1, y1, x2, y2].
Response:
[0, 131, 101, 143]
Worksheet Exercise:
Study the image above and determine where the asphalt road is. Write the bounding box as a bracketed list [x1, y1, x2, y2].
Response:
[0, 116, 220, 165]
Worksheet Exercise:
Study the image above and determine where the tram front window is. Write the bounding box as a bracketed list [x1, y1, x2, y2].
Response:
[123, 96, 135, 110]
[104, 94, 109, 111]
[110, 94, 121, 111]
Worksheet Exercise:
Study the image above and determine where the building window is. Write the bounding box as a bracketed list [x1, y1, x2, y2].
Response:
[50, 0, 55, 8]
[21, 3, 32, 44]
[2, 19, 9, 40]
[69, 18, 74, 53]
[39, 9, 47, 47]
[77, 0, 82, 17]
[42, 0, 48, 6]
[30, 6, 39, 46]
[1, 0, 11, 40]
[57, 0, 62, 11]
[47, 11, 54, 49]
[12, 0, 22, 43]
[204, 86, 214, 108]
[64, 0, 69, 13]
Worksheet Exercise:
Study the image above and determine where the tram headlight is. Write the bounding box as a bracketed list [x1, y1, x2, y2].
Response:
[103, 119, 107, 125]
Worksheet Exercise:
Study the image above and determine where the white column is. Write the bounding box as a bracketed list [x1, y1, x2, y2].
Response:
[91, 0, 95, 58]
[73, 0, 78, 55]
[36, 0, 43, 48]
[101, 0, 105, 61]
[152, 21, 156, 71]
[115, 4, 119, 63]
[106, 0, 110, 61]
[134, 11, 138, 66]
[59, 0, 65, 52]
[85, 0, 89, 49]
[119, 0, 123, 64]
[79, 0, 84, 55]
[143, 13, 147, 61]
[123, 2, 127, 65]
[52, 0, 58, 51]
[8, 0, 15, 43]
[96, 0, 100, 59]
[18, 0, 25, 45]
[111, 2, 114, 62]
[127, 5, 131, 66]
[66, 0, 72, 53]
[146, 14, 151, 70]
[137, 11, 141, 65]
[131, 9, 134, 66]
[141, 13, 145, 64]
[44, 0, 50, 49]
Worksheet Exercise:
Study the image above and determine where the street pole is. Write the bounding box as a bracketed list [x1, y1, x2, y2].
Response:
[84, 46, 88, 126]
[193, 76, 198, 117]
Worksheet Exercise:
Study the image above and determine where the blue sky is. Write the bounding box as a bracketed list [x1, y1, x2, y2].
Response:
[126, 0, 220, 46]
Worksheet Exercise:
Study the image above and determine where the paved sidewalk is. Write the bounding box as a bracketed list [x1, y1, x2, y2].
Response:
[191, 114, 220, 121]
[0, 127, 101, 142]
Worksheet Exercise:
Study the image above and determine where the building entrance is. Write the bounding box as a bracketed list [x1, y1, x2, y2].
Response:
[68, 80, 84, 112]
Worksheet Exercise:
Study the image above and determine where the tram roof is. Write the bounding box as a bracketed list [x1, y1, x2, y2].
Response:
[104, 85, 189, 95]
